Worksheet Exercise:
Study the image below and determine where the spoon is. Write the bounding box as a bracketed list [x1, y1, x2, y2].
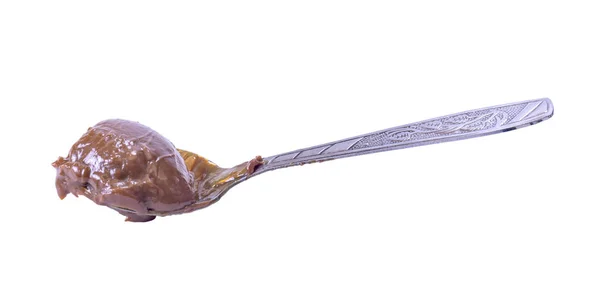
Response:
[53, 98, 554, 221]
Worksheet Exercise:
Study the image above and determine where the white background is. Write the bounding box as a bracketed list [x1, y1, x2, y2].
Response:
[0, 1, 598, 301]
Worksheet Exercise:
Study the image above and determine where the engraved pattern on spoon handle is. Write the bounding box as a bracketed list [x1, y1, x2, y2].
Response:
[253, 98, 554, 175]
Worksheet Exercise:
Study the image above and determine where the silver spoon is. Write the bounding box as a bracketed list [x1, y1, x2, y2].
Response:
[158, 97, 553, 216]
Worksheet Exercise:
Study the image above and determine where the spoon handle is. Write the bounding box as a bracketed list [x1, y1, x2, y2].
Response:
[253, 98, 553, 175]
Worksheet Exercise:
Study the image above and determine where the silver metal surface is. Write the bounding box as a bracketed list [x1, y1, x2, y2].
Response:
[252, 98, 554, 175]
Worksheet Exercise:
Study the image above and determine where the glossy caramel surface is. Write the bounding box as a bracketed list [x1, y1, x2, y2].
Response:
[52, 119, 262, 222]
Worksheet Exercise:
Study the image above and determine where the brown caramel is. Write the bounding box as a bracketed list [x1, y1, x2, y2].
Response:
[52, 119, 261, 222]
